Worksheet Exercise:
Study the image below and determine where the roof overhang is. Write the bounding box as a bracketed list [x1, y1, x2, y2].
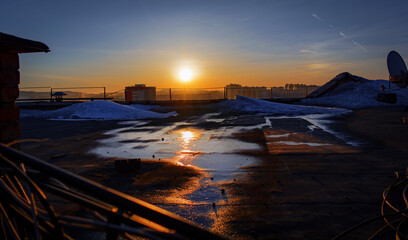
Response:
[0, 32, 50, 53]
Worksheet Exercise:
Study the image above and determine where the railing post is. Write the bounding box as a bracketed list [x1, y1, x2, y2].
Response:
[104, 87, 106, 100]
[169, 88, 172, 101]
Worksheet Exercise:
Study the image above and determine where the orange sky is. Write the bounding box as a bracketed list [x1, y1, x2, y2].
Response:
[9, 1, 405, 94]
[19, 51, 388, 94]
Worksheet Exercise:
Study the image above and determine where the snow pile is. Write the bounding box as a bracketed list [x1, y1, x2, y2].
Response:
[21, 101, 177, 120]
[308, 72, 367, 98]
[301, 79, 408, 109]
[220, 96, 351, 116]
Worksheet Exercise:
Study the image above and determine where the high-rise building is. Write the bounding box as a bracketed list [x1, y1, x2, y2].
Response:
[225, 84, 268, 99]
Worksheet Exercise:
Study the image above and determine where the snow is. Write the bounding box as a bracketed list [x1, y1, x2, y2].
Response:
[220, 95, 351, 116]
[302, 79, 408, 109]
[275, 141, 332, 147]
[21, 101, 177, 120]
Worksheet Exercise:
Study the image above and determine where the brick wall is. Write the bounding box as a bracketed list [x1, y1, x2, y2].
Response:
[0, 52, 20, 144]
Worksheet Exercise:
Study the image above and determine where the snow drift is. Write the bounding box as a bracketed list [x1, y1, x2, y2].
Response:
[21, 101, 177, 120]
[220, 95, 351, 116]
[302, 73, 408, 109]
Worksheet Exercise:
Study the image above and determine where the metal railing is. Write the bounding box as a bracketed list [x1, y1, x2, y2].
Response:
[0, 144, 227, 240]
[18, 86, 321, 102]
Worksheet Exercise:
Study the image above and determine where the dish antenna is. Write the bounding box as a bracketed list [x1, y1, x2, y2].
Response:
[387, 51, 408, 88]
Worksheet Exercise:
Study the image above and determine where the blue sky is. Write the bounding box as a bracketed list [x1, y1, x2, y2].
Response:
[2, 0, 408, 90]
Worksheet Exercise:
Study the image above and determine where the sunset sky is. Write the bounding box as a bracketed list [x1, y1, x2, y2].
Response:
[2, 0, 408, 92]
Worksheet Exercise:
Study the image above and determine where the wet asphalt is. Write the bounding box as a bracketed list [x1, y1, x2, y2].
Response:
[19, 106, 408, 239]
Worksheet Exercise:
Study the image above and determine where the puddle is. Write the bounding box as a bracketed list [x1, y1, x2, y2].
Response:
[90, 119, 262, 181]
[89, 111, 359, 229]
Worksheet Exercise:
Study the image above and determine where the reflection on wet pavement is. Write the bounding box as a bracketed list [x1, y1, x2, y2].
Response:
[264, 115, 358, 155]
[90, 112, 360, 235]
[90, 119, 262, 181]
[89, 114, 268, 232]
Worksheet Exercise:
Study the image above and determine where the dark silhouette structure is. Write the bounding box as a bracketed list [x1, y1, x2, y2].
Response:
[0, 32, 49, 144]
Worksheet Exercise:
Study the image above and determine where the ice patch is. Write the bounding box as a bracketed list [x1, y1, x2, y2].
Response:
[307, 125, 319, 131]
[268, 133, 291, 138]
[275, 141, 332, 147]
[265, 114, 360, 147]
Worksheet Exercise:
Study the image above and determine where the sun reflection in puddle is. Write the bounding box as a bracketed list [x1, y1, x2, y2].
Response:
[90, 121, 261, 181]
[171, 129, 203, 166]
[181, 130, 194, 144]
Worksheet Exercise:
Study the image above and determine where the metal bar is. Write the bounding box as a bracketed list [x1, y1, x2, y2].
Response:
[17, 98, 113, 101]
[0, 154, 65, 239]
[20, 87, 51, 89]
[19, 163, 40, 240]
[39, 183, 175, 236]
[0, 144, 227, 240]
[0, 202, 21, 240]
[51, 87, 106, 90]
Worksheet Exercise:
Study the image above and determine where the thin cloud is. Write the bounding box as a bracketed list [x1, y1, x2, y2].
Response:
[299, 49, 316, 54]
[312, 13, 367, 51]
[352, 40, 367, 51]
[307, 63, 331, 70]
[312, 13, 324, 23]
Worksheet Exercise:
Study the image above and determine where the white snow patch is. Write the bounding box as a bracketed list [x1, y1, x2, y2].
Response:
[21, 101, 177, 120]
[275, 141, 332, 147]
[267, 133, 291, 138]
[222, 95, 351, 116]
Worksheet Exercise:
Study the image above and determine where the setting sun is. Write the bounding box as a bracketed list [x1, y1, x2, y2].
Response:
[178, 68, 194, 82]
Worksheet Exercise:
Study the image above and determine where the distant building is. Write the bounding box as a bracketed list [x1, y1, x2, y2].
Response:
[273, 84, 320, 98]
[125, 84, 156, 101]
[226, 84, 268, 99]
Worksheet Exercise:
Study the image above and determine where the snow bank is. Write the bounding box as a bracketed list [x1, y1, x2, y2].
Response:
[220, 96, 351, 116]
[21, 101, 177, 120]
[301, 80, 408, 109]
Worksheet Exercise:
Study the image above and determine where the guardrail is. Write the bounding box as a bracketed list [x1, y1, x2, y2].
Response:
[0, 144, 227, 240]
[18, 86, 320, 102]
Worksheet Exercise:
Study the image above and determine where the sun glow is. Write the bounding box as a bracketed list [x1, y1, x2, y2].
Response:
[178, 68, 194, 82]
[181, 131, 194, 144]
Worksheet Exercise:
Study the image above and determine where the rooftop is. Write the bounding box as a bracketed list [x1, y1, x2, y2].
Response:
[0, 32, 50, 53]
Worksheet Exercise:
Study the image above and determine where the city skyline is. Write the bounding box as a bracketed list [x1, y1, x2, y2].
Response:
[2, 0, 408, 91]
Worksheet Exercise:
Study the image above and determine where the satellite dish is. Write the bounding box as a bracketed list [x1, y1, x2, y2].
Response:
[387, 51, 408, 88]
